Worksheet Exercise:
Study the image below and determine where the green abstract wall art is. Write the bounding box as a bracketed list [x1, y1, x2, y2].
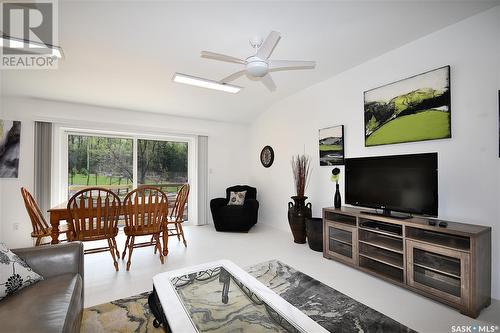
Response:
[364, 66, 451, 146]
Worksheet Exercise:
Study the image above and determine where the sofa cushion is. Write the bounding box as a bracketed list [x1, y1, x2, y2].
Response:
[0, 273, 83, 333]
[0, 243, 43, 300]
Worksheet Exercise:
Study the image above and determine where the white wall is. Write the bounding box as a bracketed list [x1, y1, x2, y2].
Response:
[249, 6, 500, 298]
[0, 97, 250, 248]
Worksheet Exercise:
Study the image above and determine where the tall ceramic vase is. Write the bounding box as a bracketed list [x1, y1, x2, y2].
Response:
[334, 183, 341, 208]
[288, 196, 312, 244]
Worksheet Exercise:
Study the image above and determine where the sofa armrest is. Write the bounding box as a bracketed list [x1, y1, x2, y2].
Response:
[13, 242, 84, 281]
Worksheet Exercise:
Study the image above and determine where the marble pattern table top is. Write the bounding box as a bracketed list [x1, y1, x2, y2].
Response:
[153, 260, 329, 333]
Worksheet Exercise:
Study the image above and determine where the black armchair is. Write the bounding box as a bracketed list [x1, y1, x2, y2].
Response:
[210, 185, 259, 232]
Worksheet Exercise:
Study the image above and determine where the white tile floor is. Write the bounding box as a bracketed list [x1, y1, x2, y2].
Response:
[84, 223, 500, 333]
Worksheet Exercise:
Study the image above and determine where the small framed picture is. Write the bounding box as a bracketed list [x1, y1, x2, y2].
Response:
[319, 125, 344, 166]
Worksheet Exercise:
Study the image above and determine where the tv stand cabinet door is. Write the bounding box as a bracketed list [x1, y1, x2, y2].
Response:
[406, 240, 470, 309]
[324, 221, 358, 265]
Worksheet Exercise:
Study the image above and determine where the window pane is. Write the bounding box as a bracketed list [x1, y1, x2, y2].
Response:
[68, 135, 133, 199]
[137, 139, 188, 218]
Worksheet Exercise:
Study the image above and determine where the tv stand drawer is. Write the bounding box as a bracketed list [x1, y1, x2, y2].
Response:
[324, 221, 357, 265]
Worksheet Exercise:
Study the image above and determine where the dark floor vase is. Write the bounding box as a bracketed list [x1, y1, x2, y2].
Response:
[288, 196, 312, 244]
[306, 217, 323, 252]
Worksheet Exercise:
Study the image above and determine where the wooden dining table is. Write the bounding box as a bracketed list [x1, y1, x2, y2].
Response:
[48, 201, 170, 256]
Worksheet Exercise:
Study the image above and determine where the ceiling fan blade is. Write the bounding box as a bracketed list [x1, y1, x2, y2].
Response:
[268, 60, 316, 71]
[201, 51, 246, 64]
[261, 74, 276, 92]
[256, 31, 281, 59]
[221, 70, 247, 83]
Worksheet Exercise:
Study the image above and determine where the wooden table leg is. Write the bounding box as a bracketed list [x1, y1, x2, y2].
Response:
[50, 211, 61, 244]
[162, 229, 169, 257]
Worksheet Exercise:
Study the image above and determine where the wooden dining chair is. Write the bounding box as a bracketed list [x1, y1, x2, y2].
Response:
[122, 186, 168, 271]
[67, 188, 121, 271]
[166, 184, 190, 247]
[20, 187, 70, 246]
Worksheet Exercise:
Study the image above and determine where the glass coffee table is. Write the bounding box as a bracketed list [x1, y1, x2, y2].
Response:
[151, 260, 328, 333]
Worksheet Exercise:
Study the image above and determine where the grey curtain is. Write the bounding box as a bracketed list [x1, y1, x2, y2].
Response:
[34, 121, 52, 219]
[197, 135, 208, 225]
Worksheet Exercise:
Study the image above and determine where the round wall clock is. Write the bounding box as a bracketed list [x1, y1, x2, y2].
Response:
[260, 146, 274, 168]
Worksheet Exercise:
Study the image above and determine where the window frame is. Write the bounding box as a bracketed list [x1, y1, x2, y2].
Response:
[52, 126, 198, 224]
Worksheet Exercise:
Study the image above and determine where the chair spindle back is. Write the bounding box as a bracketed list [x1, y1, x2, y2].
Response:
[123, 186, 168, 234]
[67, 187, 121, 241]
[170, 184, 190, 222]
[20, 187, 50, 236]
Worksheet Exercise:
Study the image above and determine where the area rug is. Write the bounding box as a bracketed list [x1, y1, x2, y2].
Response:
[81, 260, 416, 333]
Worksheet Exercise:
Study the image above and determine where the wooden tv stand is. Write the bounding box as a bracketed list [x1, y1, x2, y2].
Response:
[322, 207, 491, 318]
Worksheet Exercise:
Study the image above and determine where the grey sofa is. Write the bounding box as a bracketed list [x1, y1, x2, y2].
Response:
[0, 242, 84, 333]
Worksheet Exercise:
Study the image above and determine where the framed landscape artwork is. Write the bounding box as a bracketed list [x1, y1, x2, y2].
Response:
[0, 120, 21, 178]
[364, 65, 451, 146]
[319, 125, 344, 166]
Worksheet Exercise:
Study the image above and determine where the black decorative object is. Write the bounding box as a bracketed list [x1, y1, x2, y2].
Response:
[260, 146, 274, 168]
[288, 196, 312, 244]
[334, 184, 341, 209]
[305, 217, 323, 252]
[331, 167, 341, 208]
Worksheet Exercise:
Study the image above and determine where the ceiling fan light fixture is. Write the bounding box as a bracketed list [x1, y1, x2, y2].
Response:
[246, 57, 268, 77]
[173, 73, 242, 93]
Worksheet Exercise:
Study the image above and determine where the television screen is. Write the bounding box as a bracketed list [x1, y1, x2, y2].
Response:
[345, 153, 438, 216]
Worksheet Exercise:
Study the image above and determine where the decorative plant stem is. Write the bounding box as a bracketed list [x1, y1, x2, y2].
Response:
[291, 155, 311, 198]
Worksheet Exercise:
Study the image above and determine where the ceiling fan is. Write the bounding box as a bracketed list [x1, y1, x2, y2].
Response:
[201, 31, 316, 91]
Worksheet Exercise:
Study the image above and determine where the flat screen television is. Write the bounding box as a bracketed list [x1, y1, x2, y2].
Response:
[345, 153, 438, 217]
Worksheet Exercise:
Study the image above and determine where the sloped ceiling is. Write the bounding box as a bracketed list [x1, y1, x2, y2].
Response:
[1, 1, 498, 123]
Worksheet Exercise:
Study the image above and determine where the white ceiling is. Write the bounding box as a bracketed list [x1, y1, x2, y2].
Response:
[1, 1, 498, 123]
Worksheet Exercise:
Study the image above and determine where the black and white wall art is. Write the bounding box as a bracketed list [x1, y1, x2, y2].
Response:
[319, 125, 344, 166]
[0, 120, 21, 178]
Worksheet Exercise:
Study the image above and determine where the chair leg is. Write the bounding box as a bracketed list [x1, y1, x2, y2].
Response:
[126, 236, 135, 271]
[107, 238, 119, 271]
[154, 232, 160, 254]
[154, 234, 164, 264]
[122, 236, 130, 259]
[178, 223, 187, 247]
[35, 237, 41, 247]
[175, 223, 181, 241]
[162, 228, 169, 257]
[112, 238, 120, 259]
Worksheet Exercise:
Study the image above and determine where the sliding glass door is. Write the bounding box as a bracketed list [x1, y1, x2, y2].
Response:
[68, 134, 133, 199]
[137, 139, 189, 218]
[64, 131, 191, 220]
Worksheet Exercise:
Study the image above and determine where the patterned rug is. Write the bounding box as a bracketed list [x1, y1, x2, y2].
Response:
[81, 260, 416, 333]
